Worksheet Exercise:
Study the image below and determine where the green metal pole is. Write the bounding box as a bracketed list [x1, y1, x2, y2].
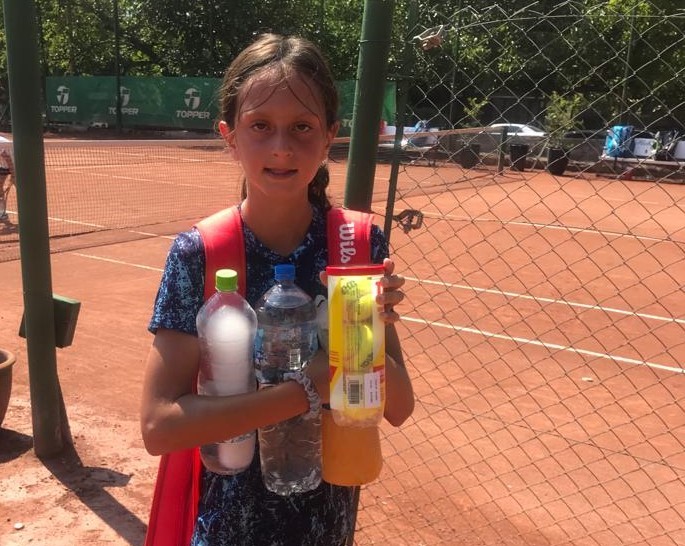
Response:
[447, 0, 464, 127]
[3, 0, 67, 457]
[383, 0, 418, 241]
[619, 3, 638, 125]
[345, 7, 395, 543]
[344, 0, 395, 212]
[114, 0, 123, 133]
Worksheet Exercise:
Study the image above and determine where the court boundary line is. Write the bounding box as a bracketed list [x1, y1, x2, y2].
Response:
[401, 316, 685, 375]
[406, 276, 685, 325]
[67, 250, 684, 376]
[415, 210, 678, 244]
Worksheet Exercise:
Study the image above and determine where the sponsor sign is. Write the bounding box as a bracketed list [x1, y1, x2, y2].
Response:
[45, 77, 395, 133]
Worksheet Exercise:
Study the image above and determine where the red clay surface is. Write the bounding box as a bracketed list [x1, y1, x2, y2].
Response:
[1, 143, 684, 545]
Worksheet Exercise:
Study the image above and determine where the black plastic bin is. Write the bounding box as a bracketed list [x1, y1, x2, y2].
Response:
[509, 144, 529, 171]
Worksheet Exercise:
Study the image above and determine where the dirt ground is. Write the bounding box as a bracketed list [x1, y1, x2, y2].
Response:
[0, 243, 168, 546]
[1, 382, 155, 546]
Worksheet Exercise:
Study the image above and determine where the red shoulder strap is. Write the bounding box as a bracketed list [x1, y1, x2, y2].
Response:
[327, 207, 373, 265]
[196, 206, 246, 300]
[145, 207, 246, 546]
[144, 448, 201, 546]
[199, 206, 371, 281]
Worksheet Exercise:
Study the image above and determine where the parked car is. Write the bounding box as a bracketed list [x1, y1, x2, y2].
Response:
[383, 120, 439, 148]
[487, 123, 546, 137]
[563, 130, 606, 140]
[472, 123, 546, 155]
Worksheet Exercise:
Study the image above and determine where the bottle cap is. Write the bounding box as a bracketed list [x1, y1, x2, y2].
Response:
[274, 263, 295, 281]
[215, 269, 238, 292]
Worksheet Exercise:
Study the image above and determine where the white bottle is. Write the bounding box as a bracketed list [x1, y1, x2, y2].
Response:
[196, 268, 257, 475]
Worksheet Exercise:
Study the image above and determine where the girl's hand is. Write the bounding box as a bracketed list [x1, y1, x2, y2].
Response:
[379, 258, 405, 324]
[318, 258, 405, 324]
[304, 349, 331, 406]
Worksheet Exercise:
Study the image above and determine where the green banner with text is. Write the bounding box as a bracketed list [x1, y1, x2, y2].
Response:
[45, 77, 395, 133]
[335, 80, 396, 137]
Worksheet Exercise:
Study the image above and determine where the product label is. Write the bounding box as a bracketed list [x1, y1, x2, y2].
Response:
[328, 273, 385, 425]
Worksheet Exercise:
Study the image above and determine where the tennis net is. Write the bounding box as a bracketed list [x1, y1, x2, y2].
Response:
[0, 138, 241, 262]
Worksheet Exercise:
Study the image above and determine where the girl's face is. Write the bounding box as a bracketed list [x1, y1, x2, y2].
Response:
[220, 71, 337, 204]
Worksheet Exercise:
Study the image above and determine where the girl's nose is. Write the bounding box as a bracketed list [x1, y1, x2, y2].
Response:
[272, 129, 294, 157]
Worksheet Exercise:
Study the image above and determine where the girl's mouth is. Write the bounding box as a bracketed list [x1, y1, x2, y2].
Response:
[265, 168, 297, 177]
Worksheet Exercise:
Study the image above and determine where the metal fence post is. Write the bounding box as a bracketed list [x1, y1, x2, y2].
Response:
[344, 0, 395, 212]
[383, 0, 419, 241]
[2, 0, 69, 457]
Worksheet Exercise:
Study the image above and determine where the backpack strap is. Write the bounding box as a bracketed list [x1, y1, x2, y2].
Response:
[327, 207, 373, 265]
[196, 206, 246, 300]
[144, 447, 202, 546]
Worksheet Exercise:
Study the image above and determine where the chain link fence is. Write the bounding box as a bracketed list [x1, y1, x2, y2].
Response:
[355, 1, 685, 544]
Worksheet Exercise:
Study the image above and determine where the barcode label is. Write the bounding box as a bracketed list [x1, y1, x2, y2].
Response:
[364, 372, 382, 408]
[346, 375, 362, 406]
[345, 373, 382, 408]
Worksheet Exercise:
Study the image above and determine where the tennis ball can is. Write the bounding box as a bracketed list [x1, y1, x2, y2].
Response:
[326, 264, 385, 427]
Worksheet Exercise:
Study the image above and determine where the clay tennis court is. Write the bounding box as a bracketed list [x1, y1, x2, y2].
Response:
[1, 138, 684, 545]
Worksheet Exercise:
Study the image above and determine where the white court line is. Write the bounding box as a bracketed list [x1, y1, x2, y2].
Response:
[406, 277, 685, 325]
[401, 316, 685, 375]
[51, 160, 230, 171]
[417, 210, 672, 244]
[56, 169, 219, 189]
[48, 216, 104, 228]
[72, 252, 163, 272]
[129, 230, 175, 239]
[69, 251, 683, 375]
[47, 215, 176, 240]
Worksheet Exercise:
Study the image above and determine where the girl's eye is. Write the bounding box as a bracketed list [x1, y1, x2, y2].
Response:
[251, 122, 269, 131]
[294, 123, 312, 133]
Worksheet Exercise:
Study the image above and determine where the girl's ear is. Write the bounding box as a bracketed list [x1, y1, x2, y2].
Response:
[219, 120, 238, 159]
[219, 120, 236, 148]
[324, 121, 340, 154]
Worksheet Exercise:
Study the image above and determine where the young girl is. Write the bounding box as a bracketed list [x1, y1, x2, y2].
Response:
[140, 33, 414, 546]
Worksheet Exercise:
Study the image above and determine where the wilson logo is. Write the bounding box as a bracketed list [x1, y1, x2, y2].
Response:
[338, 222, 357, 264]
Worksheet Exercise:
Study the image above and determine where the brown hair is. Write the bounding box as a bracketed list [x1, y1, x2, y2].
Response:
[219, 33, 338, 210]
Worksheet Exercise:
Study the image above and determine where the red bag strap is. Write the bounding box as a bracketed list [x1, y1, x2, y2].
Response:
[143, 448, 202, 546]
[196, 205, 246, 300]
[327, 207, 373, 266]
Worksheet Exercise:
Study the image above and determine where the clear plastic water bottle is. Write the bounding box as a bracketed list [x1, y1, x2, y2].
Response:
[254, 264, 321, 495]
[196, 268, 257, 475]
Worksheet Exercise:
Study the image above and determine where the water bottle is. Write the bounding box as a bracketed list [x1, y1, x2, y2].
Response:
[196, 268, 257, 475]
[254, 264, 321, 495]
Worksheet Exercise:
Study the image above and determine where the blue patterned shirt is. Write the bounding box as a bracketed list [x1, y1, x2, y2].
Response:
[149, 205, 388, 546]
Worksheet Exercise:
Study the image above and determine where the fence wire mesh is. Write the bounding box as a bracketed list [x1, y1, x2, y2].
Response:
[355, 1, 685, 545]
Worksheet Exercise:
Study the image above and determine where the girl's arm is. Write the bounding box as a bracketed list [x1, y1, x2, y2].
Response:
[379, 258, 415, 426]
[140, 327, 314, 456]
[383, 323, 414, 426]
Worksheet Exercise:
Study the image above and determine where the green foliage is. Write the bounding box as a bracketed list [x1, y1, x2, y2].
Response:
[0, 0, 683, 130]
[463, 97, 487, 127]
[544, 92, 587, 148]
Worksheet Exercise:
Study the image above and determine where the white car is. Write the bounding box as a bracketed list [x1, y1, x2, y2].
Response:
[488, 123, 547, 137]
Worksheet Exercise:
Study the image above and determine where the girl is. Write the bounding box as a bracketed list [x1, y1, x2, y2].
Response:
[140, 33, 414, 546]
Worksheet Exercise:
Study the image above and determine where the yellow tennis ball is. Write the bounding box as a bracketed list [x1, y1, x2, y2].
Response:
[356, 323, 375, 368]
[355, 293, 375, 322]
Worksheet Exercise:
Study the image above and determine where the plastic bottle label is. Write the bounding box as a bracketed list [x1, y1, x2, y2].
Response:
[345, 371, 383, 408]
[328, 271, 385, 426]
